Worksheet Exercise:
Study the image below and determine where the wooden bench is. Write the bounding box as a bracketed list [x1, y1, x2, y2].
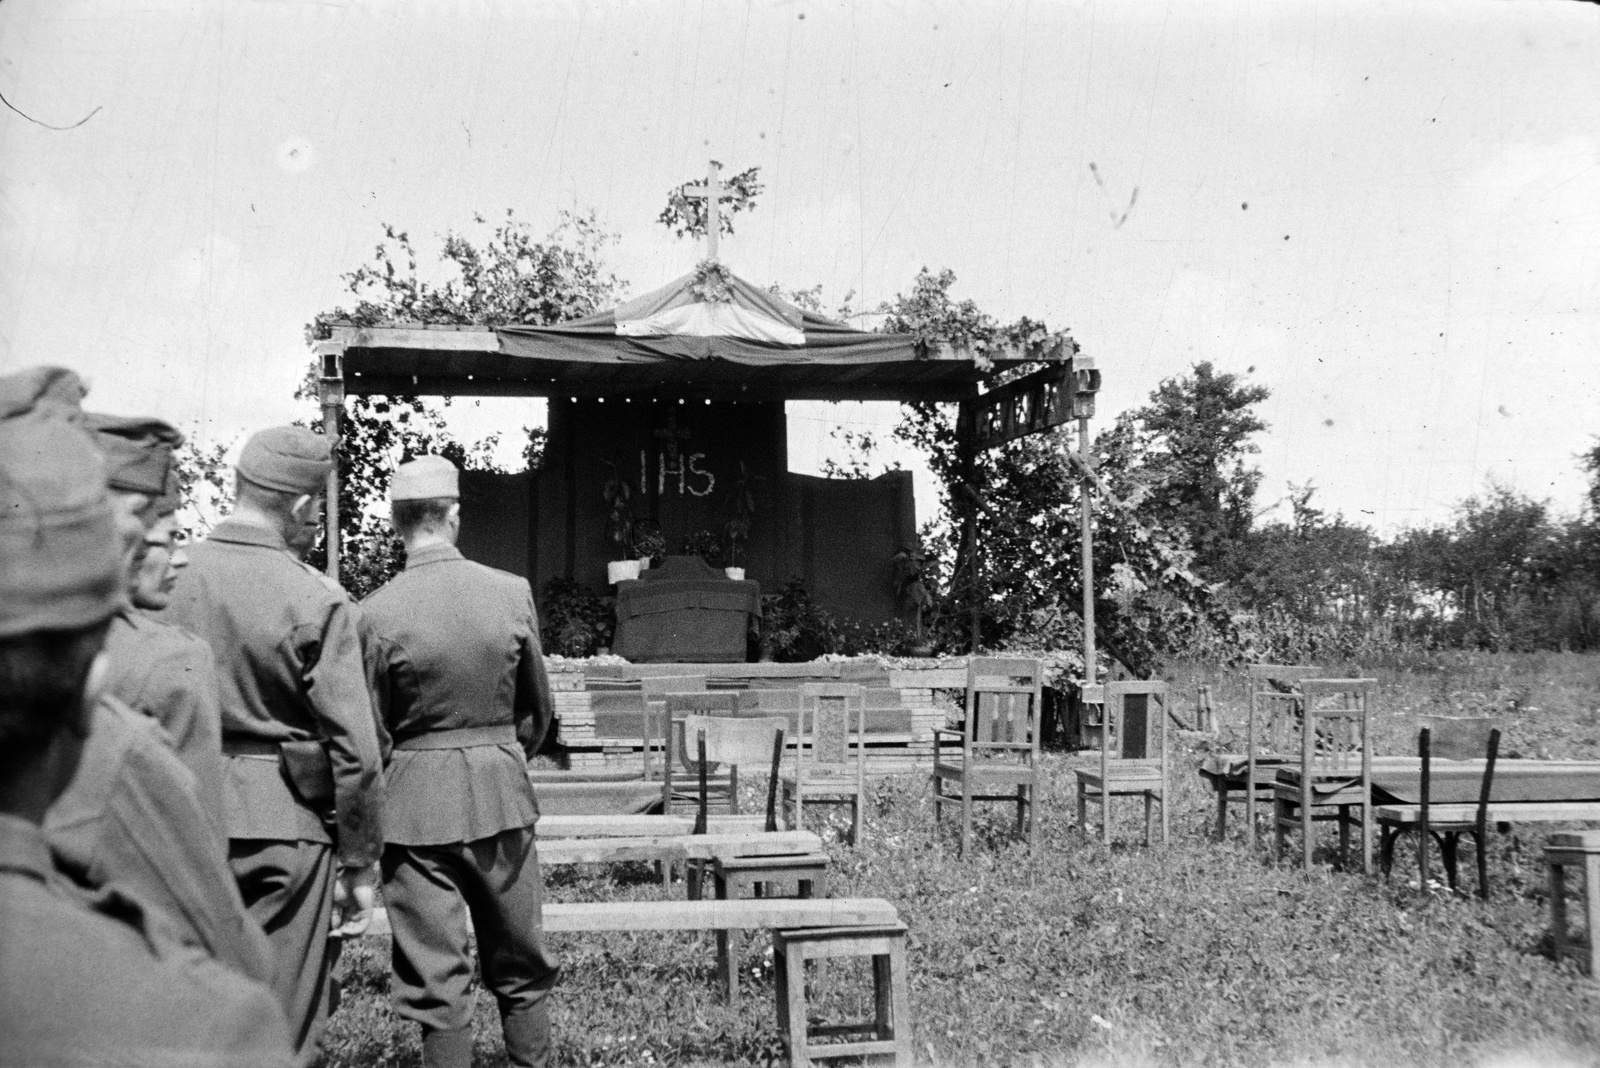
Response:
[1374, 801, 1600, 828]
[537, 813, 766, 838]
[366, 895, 898, 935]
[537, 829, 822, 867]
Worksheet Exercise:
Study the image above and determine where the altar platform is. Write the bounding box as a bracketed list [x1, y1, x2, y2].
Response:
[547, 657, 969, 776]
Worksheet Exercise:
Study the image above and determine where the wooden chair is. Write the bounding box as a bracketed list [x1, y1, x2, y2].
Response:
[932, 657, 1042, 857]
[1273, 679, 1377, 873]
[1378, 717, 1501, 899]
[640, 674, 706, 784]
[649, 690, 737, 815]
[782, 683, 868, 846]
[1238, 665, 1322, 844]
[1075, 680, 1170, 846]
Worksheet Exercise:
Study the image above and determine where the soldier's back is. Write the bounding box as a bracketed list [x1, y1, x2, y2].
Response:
[0, 815, 293, 1067]
[102, 609, 227, 832]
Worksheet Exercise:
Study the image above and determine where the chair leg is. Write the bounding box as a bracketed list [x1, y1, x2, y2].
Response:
[889, 938, 913, 1064]
[960, 783, 972, 858]
[1143, 793, 1154, 847]
[1014, 785, 1026, 840]
[1027, 784, 1038, 851]
[850, 793, 862, 848]
[1440, 834, 1460, 892]
[781, 940, 809, 1067]
[1338, 805, 1351, 869]
[1215, 783, 1229, 842]
[931, 774, 941, 827]
[1551, 861, 1570, 968]
[1585, 855, 1600, 979]
[1102, 786, 1111, 846]
[1302, 797, 1313, 871]
[1076, 779, 1087, 836]
[1474, 829, 1490, 902]
[1379, 826, 1397, 879]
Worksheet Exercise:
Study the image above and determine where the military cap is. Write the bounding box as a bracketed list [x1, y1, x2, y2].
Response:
[237, 425, 333, 494]
[84, 412, 184, 497]
[0, 367, 122, 638]
[389, 455, 459, 501]
[154, 467, 183, 518]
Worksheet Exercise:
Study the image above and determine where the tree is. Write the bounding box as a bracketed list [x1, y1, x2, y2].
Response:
[303, 209, 624, 596]
[1122, 361, 1269, 582]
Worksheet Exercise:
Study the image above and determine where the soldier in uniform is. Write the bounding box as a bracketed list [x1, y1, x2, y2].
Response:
[0, 369, 276, 986]
[0, 372, 295, 1066]
[158, 424, 387, 1067]
[85, 412, 228, 828]
[362, 455, 560, 1068]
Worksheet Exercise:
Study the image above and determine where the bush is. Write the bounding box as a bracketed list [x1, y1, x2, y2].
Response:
[539, 578, 613, 658]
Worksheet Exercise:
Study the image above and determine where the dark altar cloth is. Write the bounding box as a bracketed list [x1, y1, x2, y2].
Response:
[612, 556, 761, 664]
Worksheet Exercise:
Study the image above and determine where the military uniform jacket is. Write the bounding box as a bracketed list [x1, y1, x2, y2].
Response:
[156, 518, 385, 868]
[1, 813, 294, 1067]
[44, 696, 276, 986]
[362, 543, 554, 846]
[103, 607, 228, 843]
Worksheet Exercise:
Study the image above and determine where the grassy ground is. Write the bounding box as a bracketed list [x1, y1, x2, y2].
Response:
[321, 652, 1600, 1067]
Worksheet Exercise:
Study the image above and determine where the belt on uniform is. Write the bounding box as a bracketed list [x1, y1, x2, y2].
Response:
[394, 724, 519, 751]
[223, 737, 285, 758]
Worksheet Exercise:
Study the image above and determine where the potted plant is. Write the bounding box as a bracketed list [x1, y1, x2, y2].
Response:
[631, 520, 666, 570]
[682, 530, 724, 569]
[723, 461, 756, 580]
[602, 461, 639, 584]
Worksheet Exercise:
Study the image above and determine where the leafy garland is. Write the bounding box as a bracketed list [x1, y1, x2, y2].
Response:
[688, 260, 735, 304]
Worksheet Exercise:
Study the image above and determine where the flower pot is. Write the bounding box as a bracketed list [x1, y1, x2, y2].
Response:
[607, 560, 642, 584]
[724, 567, 746, 581]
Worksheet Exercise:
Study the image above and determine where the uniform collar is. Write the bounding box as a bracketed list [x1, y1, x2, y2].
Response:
[0, 813, 52, 883]
[208, 517, 289, 551]
[405, 543, 464, 569]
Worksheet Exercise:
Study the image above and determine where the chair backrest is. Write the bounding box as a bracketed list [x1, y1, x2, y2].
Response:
[1298, 678, 1376, 773]
[1420, 715, 1495, 762]
[964, 657, 1042, 759]
[662, 691, 740, 771]
[1247, 664, 1321, 757]
[680, 714, 788, 833]
[796, 683, 865, 783]
[639, 675, 709, 780]
[1101, 680, 1169, 763]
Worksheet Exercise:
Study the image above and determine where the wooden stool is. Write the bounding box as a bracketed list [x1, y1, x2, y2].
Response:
[712, 853, 829, 1008]
[1546, 831, 1600, 977]
[773, 924, 912, 1067]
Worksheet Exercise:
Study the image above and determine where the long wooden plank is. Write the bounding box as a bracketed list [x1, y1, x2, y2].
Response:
[539, 830, 821, 865]
[543, 897, 898, 932]
[1375, 802, 1600, 825]
[537, 814, 764, 838]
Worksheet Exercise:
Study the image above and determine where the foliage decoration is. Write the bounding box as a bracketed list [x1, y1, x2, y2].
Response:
[657, 162, 764, 240]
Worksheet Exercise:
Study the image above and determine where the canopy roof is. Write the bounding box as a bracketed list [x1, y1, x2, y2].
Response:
[326, 264, 1073, 403]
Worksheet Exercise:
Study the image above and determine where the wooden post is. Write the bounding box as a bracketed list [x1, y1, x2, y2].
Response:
[317, 348, 345, 582]
[1079, 413, 1095, 692]
[957, 401, 980, 653]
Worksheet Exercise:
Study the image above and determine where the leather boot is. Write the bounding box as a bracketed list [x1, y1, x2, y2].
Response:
[501, 1002, 551, 1068]
[421, 1025, 473, 1068]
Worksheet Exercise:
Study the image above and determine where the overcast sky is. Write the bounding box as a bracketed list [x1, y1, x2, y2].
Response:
[2, 0, 1596, 534]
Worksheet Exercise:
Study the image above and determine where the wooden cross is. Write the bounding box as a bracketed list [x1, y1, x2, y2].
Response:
[681, 160, 728, 262]
[654, 409, 693, 464]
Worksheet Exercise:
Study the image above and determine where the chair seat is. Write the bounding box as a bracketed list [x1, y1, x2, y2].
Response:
[716, 852, 830, 874]
[1274, 783, 1368, 807]
[932, 761, 1035, 784]
[780, 775, 863, 799]
[1076, 769, 1163, 793]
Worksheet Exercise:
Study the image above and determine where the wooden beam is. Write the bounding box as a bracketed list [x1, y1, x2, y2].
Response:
[537, 829, 822, 865]
[542, 896, 900, 932]
[536, 814, 765, 838]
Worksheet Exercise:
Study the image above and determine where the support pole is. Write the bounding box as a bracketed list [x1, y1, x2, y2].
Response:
[317, 347, 345, 582]
[1078, 414, 1095, 689]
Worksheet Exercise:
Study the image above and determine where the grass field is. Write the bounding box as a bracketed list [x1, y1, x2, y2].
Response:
[321, 652, 1600, 1067]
